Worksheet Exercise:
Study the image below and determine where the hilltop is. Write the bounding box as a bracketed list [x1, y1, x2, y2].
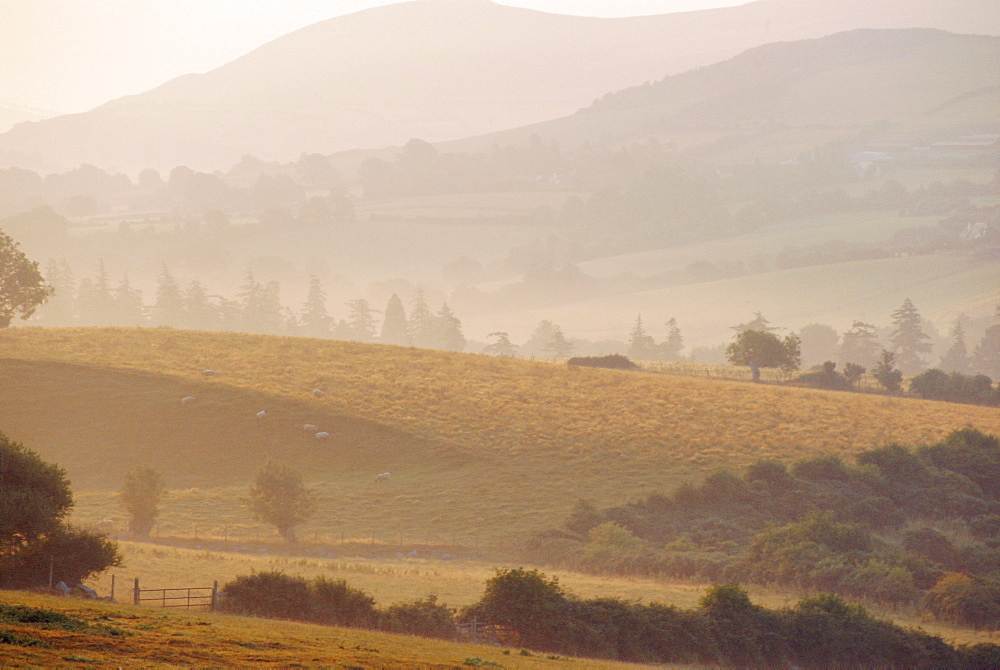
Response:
[3, 328, 998, 546]
[1, 0, 997, 172]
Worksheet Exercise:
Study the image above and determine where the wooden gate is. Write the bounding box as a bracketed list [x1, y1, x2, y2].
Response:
[133, 578, 218, 611]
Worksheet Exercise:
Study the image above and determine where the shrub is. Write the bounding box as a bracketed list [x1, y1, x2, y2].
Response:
[379, 595, 456, 639]
[566, 354, 639, 370]
[310, 577, 377, 628]
[219, 571, 312, 620]
[925, 573, 1000, 629]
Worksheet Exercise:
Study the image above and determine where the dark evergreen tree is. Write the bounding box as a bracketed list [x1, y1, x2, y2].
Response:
[660, 317, 684, 360]
[482, 331, 518, 357]
[939, 320, 970, 374]
[300, 274, 332, 338]
[838, 320, 881, 367]
[152, 264, 185, 327]
[889, 298, 932, 374]
[408, 289, 436, 349]
[434, 303, 466, 352]
[77, 260, 114, 326]
[627, 314, 657, 360]
[345, 298, 378, 343]
[183, 279, 216, 331]
[380, 293, 409, 346]
[873, 349, 903, 393]
[112, 273, 145, 327]
[973, 325, 1000, 378]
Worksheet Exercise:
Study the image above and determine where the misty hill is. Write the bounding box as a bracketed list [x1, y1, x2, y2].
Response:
[1, 0, 997, 173]
[448, 28, 1000, 156]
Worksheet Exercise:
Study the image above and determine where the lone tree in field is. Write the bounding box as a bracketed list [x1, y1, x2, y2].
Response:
[726, 329, 801, 381]
[120, 465, 166, 538]
[0, 228, 54, 328]
[246, 461, 317, 543]
[889, 298, 932, 374]
[0, 431, 120, 587]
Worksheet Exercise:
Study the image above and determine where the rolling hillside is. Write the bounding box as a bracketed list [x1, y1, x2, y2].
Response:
[2, 328, 998, 546]
[2, 0, 997, 172]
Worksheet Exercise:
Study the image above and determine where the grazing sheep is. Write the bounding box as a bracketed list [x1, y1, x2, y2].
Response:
[374, 472, 391, 482]
[202, 369, 216, 376]
[316, 432, 330, 439]
[313, 389, 324, 398]
[255, 410, 267, 419]
[304, 423, 318, 432]
[181, 396, 196, 405]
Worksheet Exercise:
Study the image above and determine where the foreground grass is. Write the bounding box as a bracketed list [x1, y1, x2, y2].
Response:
[0, 590, 652, 668]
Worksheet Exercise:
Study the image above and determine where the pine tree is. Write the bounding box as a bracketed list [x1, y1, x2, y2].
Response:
[434, 303, 466, 352]
[183, 280, 216, 331]
[482, 332, 518, 357]
[300, 275, 332, 338]
[838, 321, 881, 367]
[628, 314, 657, 360]
[36, 258, 75, 325]
[238, 271, 284, 334]
[872, 349, 903, 393]
[660, 317, 684, 360]
[973, 325, 1000, 378]
[408, 289, 436, 349]
[345, 298, 378, 342]
[152, 264, 185, 327]
[545, 324, 573, 358]
[889, 298, 932, 374]
[380, 293, 409, 346]
[78, 260, 114, 326]
[939, 320, 970, 374]
[112, 273, 145, 326]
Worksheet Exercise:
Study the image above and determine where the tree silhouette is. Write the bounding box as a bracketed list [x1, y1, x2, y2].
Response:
[0, 230, 53, 328]
[152, 264, 185, 327]
[300, 275, 332, 338]
[434, 303, 466, 352]
[380, 293, 409, 346]
[627, 314, 657, 360]
[408, 289, 436, 348]
[872, 350, 903, 393]
[482, 332, 518, 357]
[120, 465, 166, 538]
[246, 462, 317, 543]
[838, 321, 881, 367]
[726, 330, 800, 381]
[889, 298, 932, 374]
[660, 317, 684, 360]
[345, 298, 378, 342]
[939, 320, 970, 374]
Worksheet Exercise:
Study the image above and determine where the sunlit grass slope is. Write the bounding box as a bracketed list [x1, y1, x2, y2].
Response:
[3, 327, 999, 546]
[0, 590, 645, 669]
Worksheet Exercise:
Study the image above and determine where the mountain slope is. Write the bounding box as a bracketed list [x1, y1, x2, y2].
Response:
[446, 28, 1000, 155]
[1, 0, 997, 173]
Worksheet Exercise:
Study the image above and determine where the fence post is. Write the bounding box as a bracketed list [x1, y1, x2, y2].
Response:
[111, 574, 115, 602]
[133, 578, 139, 605]
[211, 581, 218, 612]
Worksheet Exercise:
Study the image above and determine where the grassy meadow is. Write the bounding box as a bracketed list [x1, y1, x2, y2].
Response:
[3, 326, 1000, 551]
[0, 590, 650, 669]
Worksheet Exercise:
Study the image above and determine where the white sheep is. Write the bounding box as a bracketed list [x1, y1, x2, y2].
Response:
[374, 472, 391, 482]
[202, 369, 216, 376]
[316, 431, 330, 439]
[181, 396, 196, 405]
[255, 410, 267, 419]
[313, 389, 324, 398]
[304, 423, 318, 432]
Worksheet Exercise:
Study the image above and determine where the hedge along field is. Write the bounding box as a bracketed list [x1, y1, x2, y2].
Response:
[3, 327, 1000, 547]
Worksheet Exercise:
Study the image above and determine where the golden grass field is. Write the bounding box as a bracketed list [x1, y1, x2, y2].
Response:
[0, 590, 653, 669]
[3, 326, 1000, 551]
[3, 326, 1000, 658]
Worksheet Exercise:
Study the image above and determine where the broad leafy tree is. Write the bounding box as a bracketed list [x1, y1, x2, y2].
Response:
[0, 228, 54, 328]
[120, 465, 166, 538]
[246, 461, 317, 543]
[0, 431, 120, 587]
[726, 329, 801, 381]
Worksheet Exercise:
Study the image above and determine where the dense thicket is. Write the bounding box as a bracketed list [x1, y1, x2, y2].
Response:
[218, 572, 456, 640]
[529, 429, 1000, 627]
[462, 569, 999, 668]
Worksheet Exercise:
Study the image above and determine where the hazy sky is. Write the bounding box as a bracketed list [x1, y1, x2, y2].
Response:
[1, 0, 752, 119]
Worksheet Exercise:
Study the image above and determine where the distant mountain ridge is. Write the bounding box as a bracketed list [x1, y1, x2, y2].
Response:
[1, 0, 997, 174]
[446, 28, 1000, 154]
